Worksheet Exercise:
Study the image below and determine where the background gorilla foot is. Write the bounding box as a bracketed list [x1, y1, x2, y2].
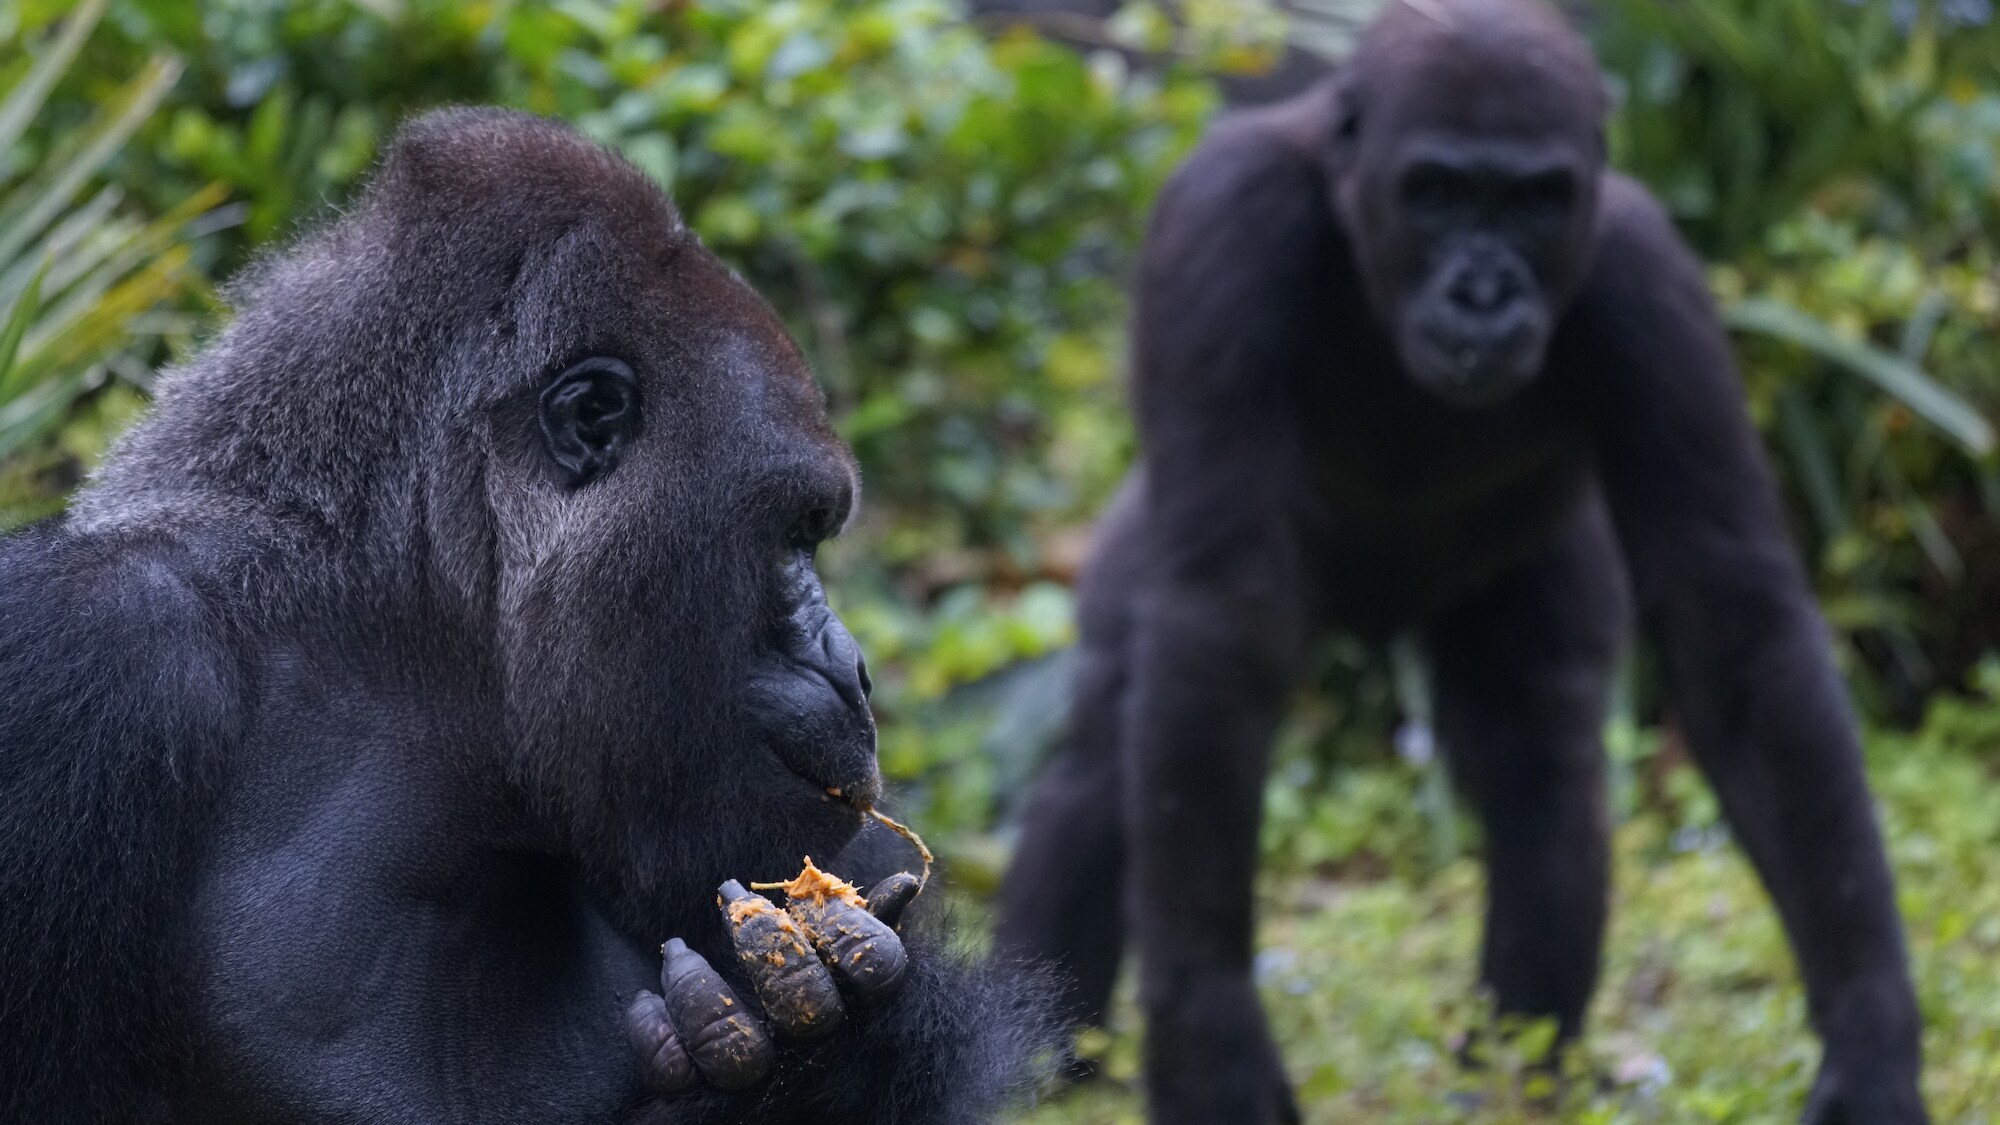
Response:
[1143, 974, 1300, 1125]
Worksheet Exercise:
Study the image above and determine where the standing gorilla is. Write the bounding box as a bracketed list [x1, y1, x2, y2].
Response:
[0, 110, 1047, 1124]
[997, 1, 1925, 1123]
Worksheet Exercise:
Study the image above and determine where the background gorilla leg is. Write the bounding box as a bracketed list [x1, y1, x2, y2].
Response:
[1423, 502, 1627, 1043]
[995, 634, 1129, 1032]
[998, 478, 1150, 1034]
[1125, 573, 1309, 1125]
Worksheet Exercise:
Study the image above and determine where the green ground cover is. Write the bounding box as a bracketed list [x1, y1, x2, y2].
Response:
[1011, 706, 2000, 1124]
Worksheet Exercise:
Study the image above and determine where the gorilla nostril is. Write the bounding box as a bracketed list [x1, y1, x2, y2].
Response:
[856, 654, 873, 698]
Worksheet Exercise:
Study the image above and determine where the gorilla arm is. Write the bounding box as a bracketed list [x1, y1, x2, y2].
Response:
[1577, 176, 1924, 1125]
[1116, 124, 1333, 1125]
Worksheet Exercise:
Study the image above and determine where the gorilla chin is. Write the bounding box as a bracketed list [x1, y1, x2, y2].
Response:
[1399, 319, 1548, 407]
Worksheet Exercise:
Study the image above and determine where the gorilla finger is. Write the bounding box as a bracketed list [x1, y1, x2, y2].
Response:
[863, 871, 922, 928]
[720, 879, 845, 1041]
[623, 990, 697, 1095]
[660, 938, 774, 1091]
[758, 858, 911, 1002]
[791, 892, 908, 1003]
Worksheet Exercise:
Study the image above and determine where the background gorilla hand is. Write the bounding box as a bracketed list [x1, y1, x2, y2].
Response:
[624, 867, 925, 1097]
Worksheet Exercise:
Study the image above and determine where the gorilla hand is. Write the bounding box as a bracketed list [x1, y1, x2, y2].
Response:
[623, 865, 924, 1096]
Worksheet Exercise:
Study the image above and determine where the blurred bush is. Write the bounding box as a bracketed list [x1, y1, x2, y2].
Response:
[1596, 0, 2000, 720]
[6, 0, 1999, 868]
[0, 0, 225, 524]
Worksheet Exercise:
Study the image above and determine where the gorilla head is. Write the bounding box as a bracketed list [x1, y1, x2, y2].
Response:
[1327, 0, 1609, 406]
[72, 110, 877, 938]
[9, 109, 1056, 1123]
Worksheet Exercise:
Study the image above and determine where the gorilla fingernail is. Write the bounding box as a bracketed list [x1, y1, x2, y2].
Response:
[862, 871, 922, 929]
[719, 879, 846, 1041]
[659, 938, 773, 1091]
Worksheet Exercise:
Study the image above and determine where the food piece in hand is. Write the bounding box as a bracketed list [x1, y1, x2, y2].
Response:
[720, 878, 846, 1041]
[659, 937, 774, 1090]
[757, 858, 909, 1002]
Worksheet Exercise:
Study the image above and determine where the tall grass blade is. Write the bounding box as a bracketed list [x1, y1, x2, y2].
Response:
[0, 0, 111, 156]
[1726, 296, 1996, 457]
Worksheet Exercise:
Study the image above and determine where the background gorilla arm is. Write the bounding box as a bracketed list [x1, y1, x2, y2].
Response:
[1116, 120, 1334, 1125]
[1576, 176, 1924, 1122]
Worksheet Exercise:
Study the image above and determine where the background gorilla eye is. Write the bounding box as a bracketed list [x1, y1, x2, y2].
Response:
[1399, 163, 1476, 212]
[539, 357, 639, 488]
[1509, 170, 1578, 214]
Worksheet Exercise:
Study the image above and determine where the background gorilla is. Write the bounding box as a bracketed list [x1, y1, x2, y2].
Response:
[0, 109, 1046, 1124]
[997, 2, 1925, 1123]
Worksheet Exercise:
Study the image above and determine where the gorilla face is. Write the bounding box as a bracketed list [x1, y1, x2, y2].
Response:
[1375, 135, 1593, 405]
[463, 168, 877, 932]
[1329, 7, 1607, 407]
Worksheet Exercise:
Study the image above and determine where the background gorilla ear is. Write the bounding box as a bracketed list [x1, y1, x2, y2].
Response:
[1329, 78, 1363, 165]
[539, 357, 640, 488]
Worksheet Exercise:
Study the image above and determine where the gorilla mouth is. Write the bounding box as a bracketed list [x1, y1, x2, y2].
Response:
[1402, 322, 1545, 407]
[766, 742, 883, 813]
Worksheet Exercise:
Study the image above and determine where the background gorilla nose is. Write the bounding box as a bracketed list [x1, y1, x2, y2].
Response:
[1448, 265, 1520, 314]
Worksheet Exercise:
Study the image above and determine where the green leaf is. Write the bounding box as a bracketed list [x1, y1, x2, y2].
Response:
[0, 0, 110, 158]
[0, 53, 185, 271]
[0, 259, 45, 396]
[1725, 296, 1996, 457]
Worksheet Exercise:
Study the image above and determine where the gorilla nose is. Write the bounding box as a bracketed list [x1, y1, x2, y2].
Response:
[1448, 266, 1520, 314]
[818, 616, 871, 711]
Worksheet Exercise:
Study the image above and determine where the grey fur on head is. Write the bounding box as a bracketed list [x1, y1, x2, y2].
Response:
[70, 109, 692, 617]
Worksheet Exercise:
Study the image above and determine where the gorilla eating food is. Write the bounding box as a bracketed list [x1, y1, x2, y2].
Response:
[0, 109, 1046, 1124]
[996, 2, 1927, 1123]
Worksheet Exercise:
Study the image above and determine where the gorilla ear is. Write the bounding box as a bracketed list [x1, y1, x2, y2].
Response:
[1329, 80, 1363, 161]
[539, 357, 639, 488]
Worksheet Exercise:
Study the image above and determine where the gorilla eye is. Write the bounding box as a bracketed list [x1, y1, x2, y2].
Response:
[1400, 163, 1476, 212]
[539, 357, 639, 488]
[1511, 170, 1578, 213]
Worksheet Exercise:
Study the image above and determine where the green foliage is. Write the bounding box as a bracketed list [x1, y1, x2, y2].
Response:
[1593, 0, 2000, 713]
[1019, 705, 2000, 1123]
[1598, 0, 2000, 255]
[0, 0, 222, 526]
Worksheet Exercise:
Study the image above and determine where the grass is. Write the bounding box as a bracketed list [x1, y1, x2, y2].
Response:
[1004, 724, 2000, 1125]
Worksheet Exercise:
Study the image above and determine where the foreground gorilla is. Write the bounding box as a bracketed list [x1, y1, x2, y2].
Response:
[0, 110, 1047, 1124]
[997, 1, 1925, 1122]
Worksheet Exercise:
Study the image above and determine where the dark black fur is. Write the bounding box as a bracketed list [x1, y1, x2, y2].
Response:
[0, 109, 1049, 1124]
[996, 2, 1924, 1123]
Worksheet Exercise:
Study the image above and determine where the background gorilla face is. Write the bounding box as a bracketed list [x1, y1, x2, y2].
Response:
[1331, 5, 1608, 407]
